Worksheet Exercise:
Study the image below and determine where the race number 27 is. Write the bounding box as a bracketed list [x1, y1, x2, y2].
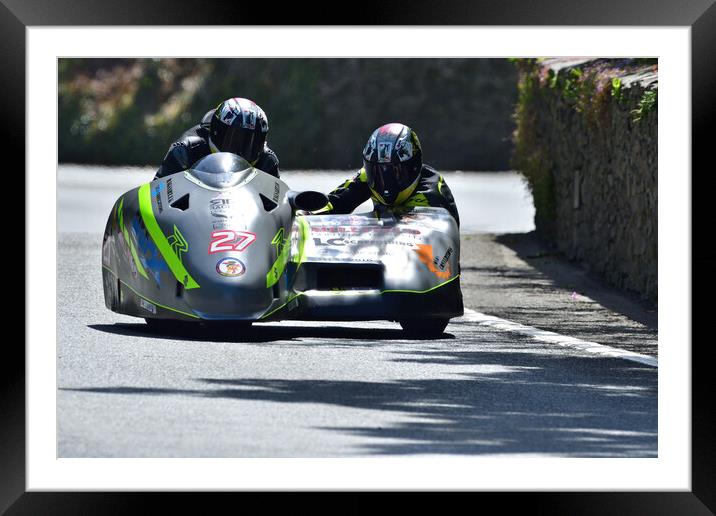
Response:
[208, 230, 256, 254]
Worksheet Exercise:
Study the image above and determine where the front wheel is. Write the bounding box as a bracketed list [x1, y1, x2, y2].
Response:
[399, 318, 449, 338]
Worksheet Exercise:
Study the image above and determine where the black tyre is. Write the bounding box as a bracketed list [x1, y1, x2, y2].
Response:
[102, 271, 120, 311]
[399, 318, 449, 338]
[202, 320, 253, 332]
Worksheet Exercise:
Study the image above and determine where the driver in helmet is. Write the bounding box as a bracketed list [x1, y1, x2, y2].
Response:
[314, 123, 459, 225]
[154, 97, 280, 179]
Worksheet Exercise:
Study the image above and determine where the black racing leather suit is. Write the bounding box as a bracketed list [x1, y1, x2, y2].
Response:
[154, 109, 280, 179]
[317, 164, 460, 226]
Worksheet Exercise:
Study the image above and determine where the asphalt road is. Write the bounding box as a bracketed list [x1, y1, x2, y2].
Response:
[57, 166, 657, 457]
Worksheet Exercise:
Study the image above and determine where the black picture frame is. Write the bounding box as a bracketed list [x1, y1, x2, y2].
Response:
[6, 0, 715, 513]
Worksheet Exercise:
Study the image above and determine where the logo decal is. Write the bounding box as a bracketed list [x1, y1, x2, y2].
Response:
[377, 142, 393, 163]
[395, 132, 414, 162]
[216, 257, 246, 277]
[272, 182, 281, 203]
[166, 178, 174, 203]
[210, 197, 233, 218]
[434, 246, 453, 271]
[363, 133, 377, 161]
[139, 298, 157, 314]
[243, 108, 256, 130]
[167, 225, 189, 262]
[154, 182, 165, 213]
[220, 101, 238, 124]
[271, 227, 291, 258]
[414, 244, 452, 279]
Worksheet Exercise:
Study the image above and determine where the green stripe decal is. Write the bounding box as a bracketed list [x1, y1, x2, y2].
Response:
[312, 201, 333, 214]
[103, 266, 199, 319]
[266, 216, 311, 288]
[260, 293, 304, 319]
[137, 183, 200, 289]
[381, 274, 460, 294]
[119, 197, 149, 280]
[294, 216, 310, 266]
[266, 226, 292, 288]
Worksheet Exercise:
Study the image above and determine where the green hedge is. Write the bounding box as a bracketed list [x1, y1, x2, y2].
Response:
[59, 58, 518, 170]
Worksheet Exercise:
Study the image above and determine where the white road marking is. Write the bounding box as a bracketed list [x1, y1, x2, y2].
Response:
[456, 308, 658, 368]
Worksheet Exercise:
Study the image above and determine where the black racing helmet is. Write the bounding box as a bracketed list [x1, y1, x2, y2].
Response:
[363, 123, 423, 206]
[208, 98, 269, 164]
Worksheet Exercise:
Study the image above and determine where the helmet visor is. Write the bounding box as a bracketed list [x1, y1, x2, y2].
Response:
[214, 127, 266, 164]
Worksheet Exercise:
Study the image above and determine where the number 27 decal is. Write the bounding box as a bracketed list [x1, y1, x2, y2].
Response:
[208, 230, 257, 254]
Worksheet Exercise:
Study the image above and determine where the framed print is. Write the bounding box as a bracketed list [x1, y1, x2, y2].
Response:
[6, 0, 715, 513]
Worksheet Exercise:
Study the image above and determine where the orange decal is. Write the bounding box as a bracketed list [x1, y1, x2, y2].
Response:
[414, 244, 452, 279]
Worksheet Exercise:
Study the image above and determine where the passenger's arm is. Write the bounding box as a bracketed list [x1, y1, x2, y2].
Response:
[312, 168, 371, 214]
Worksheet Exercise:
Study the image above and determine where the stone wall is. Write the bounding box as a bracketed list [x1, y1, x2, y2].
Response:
[512, 58, 658, 302]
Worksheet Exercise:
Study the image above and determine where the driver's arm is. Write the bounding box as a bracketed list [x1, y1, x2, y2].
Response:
[154, 135, 209, 179]
[254, 146, 280, 178]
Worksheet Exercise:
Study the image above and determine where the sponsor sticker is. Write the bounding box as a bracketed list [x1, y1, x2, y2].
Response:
[414, 244, 452, 279]
[210, 197, 232, 218]
[211, 220, 232, 230]
[363, 133, 377, 161]
[243, 108, 257, 129]
[377, 142, 393, 163]
[166, 178, 174, 203]
[435, 247, 453, 271]
[259, 111, 269, 132]
[154, 183, 165, 213]
[395, 133, 414, 162]
[139, 298, 157, 314]
[272, 182, 280, 203]
[220, 101, 238, 124]
[216, 257, 246, 277]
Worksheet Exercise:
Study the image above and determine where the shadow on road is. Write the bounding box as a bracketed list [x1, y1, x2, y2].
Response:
[496, 231, 657, 329]
[87, 322, 455, 344]
[62, 346, 657, 457]
[459, 232, 658, 357]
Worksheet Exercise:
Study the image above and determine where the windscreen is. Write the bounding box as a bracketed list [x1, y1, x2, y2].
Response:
[188, 152, 254, 189]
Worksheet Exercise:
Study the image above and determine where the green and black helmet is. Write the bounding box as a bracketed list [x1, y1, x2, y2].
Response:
[362, 123, 423, 206]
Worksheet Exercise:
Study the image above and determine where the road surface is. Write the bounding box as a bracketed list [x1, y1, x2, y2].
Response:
[57, 166, 657, 457]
